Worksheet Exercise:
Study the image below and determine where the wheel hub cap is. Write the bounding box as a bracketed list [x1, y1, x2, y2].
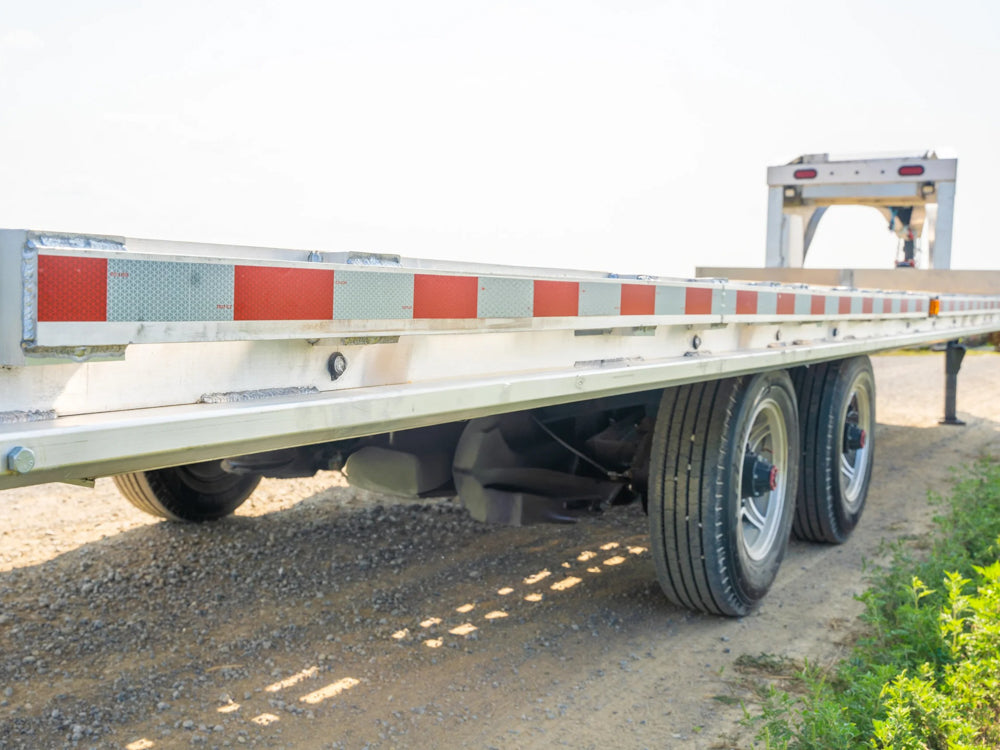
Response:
[843, 424, 866, 451]
[742, 452, 777, 498]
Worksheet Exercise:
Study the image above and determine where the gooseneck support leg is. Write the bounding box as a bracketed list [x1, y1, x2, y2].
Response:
[940, 340, 967, 426]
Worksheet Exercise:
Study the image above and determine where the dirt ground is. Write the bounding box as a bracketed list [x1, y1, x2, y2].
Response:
[1, 352, 998, 750]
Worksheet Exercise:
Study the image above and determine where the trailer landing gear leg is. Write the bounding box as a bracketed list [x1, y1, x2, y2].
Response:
[940, 340, 966, 426]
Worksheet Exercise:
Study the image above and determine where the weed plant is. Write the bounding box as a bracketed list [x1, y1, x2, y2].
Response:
[742, 459, 1000, 748]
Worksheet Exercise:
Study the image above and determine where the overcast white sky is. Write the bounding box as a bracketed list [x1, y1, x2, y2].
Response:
[1, 0, 997, 277]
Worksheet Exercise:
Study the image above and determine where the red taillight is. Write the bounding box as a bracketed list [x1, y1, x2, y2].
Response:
[898, 165, 925, 176]
[793, 168, 818, 179]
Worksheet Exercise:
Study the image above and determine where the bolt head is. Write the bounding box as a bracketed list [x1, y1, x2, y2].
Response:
[7, 447, 36, 474]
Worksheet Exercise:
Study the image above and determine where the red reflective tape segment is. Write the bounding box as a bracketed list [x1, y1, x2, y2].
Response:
[776, 292, 795, 315]
[413, 274, 478, 319]
[234, 266, 333, 321]
[620, 284, 655, 315]
[810, 295, 825, 315]
[533, 280, 579, 317]
[37, 255, 108, 322]
[838, 296, 851, 314]
[736, 290, 757, 314]
[685, 287, 712, 315]
[862, 298, 874, 314]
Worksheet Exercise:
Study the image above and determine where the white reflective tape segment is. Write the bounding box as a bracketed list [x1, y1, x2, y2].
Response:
[333, 270, 414, 320]
[713, 288, 736, 315]
[107, 258, 234, 322]
[477, 277, 534, 318]
[794, 293, 811, 315]
[654, 286, 686, 315]
[579, 282, 621, 316]
[753, 292, 774, 315]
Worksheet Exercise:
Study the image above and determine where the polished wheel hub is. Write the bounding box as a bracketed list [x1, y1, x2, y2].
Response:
[742, 452, 778, 498]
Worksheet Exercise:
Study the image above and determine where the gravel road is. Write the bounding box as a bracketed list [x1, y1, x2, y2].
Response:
[1, 352, 998, 750]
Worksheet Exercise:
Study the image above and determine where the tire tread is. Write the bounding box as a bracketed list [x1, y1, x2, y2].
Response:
[113, 464, 260, 522]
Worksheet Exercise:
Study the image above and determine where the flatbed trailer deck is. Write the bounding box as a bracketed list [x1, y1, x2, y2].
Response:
[3, 228, 996, 487]
[2, 227, 998, 616]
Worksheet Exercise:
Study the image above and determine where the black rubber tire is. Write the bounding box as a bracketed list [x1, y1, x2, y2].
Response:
[113, 461, 260, 522]
[791, 356, 876, 543]
[648, 371, 800, 616]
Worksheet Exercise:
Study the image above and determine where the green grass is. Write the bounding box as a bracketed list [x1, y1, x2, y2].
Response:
[739, 459, 1000, 749]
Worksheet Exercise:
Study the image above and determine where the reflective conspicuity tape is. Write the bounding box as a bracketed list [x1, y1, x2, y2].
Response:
[620, 284, 655, 315]
[477, 277, 533, 318]
[533, 280, 579, 317]
[107, 258, 233, 322]
[34, 251, 989, 334]
[37, 255, 108, 322]
[234, 266, 334, 321]
[413, 274, 478, 319]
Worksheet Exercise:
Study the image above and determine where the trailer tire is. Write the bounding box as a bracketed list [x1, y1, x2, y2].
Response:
[791, 356, 875, 543]
[113, 461, 260, 522]
[649, 371, 799, 616]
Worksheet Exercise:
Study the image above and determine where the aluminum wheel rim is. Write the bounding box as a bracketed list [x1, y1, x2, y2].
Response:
[739, 397, 788, 562]
[840, 381, 872, 511]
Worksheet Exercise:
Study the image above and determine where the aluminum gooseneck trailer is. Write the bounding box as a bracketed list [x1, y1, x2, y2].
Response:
[2, 157, 998, 616]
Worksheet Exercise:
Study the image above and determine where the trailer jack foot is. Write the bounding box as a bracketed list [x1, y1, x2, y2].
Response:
[939, 340, 966, 426]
